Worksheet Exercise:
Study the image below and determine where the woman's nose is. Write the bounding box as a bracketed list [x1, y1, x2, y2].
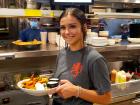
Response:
[65, 28, 70, 34]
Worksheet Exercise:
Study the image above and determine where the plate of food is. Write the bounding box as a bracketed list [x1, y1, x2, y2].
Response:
[12, 39, 42, 50]
[17, 75, 59, 96]
[17, 75, 49, 96]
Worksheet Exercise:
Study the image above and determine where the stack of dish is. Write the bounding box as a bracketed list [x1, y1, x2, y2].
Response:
[108, 39, 116, 46]
[89, 37, 108, 47]
[99, 31, 109, 37]
[128, 38, 140, 44]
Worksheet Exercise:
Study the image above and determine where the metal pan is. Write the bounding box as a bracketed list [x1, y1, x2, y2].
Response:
[14, 44, 41, 50]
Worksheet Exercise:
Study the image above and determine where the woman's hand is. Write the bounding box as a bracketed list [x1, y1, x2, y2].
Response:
[56, 80, 78, 99]
[47, 87, 57, 95]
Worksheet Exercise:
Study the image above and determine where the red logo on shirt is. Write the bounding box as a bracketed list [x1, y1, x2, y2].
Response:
[71, 62, 83, 78]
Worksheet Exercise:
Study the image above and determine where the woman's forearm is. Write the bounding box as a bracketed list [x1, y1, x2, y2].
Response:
[77, 87, 112, 105]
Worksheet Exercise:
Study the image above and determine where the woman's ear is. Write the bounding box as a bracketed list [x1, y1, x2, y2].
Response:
[83, 24, 87, 32]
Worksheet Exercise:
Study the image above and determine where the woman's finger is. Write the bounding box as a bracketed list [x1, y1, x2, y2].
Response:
[58, 92, 63, 98]
[55, 84, 65, 92]
[59, 79, 69, 85]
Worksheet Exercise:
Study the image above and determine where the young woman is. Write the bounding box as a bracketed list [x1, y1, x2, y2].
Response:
[53, 8, 111, 105]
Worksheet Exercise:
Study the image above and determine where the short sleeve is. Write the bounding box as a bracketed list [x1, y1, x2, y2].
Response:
[89, 57, 111, 95]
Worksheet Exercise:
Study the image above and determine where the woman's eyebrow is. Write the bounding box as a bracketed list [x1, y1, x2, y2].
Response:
[69, 23, 77, 25]
[60, 23, 77, 26]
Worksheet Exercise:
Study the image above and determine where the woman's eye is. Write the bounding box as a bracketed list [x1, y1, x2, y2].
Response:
[60, 26, 65, 30]
[60, 24, 77, 31]
[69, 25, 76, 29]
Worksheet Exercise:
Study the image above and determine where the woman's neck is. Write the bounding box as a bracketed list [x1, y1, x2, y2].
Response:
[69, 43, 84, 51]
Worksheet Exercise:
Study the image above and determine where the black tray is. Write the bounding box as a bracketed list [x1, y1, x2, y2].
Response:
[14, 44, 41, 50]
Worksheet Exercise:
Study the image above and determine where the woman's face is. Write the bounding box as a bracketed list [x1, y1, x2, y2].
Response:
[60, 15, 84, 48]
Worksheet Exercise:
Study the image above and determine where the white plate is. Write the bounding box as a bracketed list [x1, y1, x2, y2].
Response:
[128, 38, 140, 43]
[17, 79, 48, 96]
[91, 43, 108, 47]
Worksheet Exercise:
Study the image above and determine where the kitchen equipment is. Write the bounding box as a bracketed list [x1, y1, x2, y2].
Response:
[129, 23, 140, 38]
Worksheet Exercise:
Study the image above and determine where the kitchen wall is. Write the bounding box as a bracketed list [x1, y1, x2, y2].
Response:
[105, 19, 131, 36]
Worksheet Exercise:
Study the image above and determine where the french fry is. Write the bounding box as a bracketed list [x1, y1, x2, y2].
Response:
[21, 75, 48, 90]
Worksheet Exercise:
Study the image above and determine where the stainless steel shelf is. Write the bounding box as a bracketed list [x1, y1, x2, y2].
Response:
[95, 0, 140, 4]
[1, 8, 140, 19]
[0, 44, 60, 59]
[0, 8, 62, 18]
[86, 12, 140, 19]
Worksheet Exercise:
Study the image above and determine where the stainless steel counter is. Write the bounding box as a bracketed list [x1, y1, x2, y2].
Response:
[0, 44, 60, 59]
[111, 79, 140, 103]
[14, 44, 60, 58]
[94, 44, 140, 52]
[0, 43, 140, 59]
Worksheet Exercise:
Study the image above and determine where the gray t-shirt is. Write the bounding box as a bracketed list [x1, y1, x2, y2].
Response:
[53, 46, 111, 105]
